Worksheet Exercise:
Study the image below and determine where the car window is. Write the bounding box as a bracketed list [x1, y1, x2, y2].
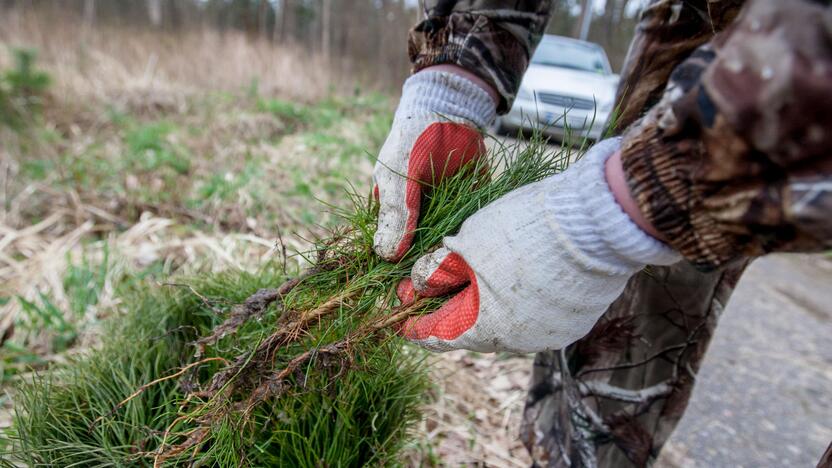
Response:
[531, 39, 610, 75]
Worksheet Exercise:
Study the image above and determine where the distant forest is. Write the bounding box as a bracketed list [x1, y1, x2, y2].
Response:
[0, 0, 641, 89]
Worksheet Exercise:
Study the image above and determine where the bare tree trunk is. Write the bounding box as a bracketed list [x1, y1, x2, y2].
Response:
[613, 0, 626, 23]
[258, 0, 269, 41]
[321, 0, 331, 63]
[272, 0, 283, 43]
[83, 0, 95, 27]
[573, 0, 591, 39]
[147, 0, 162, 28]
[280, 0, 294, 43]
[603, 0, 622, 46]
[578, 0, 594, 41]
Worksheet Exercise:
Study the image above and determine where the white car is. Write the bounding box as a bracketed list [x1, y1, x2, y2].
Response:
[496, 35, 619, 142]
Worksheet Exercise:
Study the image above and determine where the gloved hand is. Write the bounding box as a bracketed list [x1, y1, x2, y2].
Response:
[373, 70, 497, 261]
[396, 138, 681, 353]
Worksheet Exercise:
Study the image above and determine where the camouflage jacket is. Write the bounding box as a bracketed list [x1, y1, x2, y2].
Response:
[409, 0, 832, 271]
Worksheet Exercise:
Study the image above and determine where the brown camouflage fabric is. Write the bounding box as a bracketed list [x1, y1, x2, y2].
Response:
[820, 442, 832, 468]
[621, 0, 832, 270]
[411, 0, 832, 270]
[521, 1, 751, 466]
[613, 0, 745, 129]
[406, 0, 831, 466]
[408, 0, 553, 113]
[521, 261, 747, 467]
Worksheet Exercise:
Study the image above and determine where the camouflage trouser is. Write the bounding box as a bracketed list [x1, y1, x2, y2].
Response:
[821, 443, 832, 467]
[520, 261, 746, 467]
[520, 1, 753, 466]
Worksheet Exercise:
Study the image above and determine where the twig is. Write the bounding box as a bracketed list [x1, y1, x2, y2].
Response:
[160, 281, 228, 314]
[89, 357, 228, 432]
[274, 223, 288, 276]
[577, 343, 693, 378]
[240, 340, 351, 417]
[579, 380, 674, 404]
[203, 287, 359, 394]
[228, 299, 428, 424]
[364, 298, 430, 332]
[154, 425, 209, 467]
[283, 292, 351, 343]
[192, 270, 318, 356]
[151, 414, 191, 467]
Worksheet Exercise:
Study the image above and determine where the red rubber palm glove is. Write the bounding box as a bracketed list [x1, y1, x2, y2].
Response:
[396, 139, 682, 353]
[373, 70, 497, 261]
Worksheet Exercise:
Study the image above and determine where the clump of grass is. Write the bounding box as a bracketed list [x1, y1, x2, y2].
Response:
[125, 122, 191, 176]
[0, 48, 51, 129]
[5, 130, 573, 466]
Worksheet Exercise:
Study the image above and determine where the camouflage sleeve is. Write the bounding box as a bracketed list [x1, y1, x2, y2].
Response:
[620, 0, 832, 271]
[408, 0, 553, 113]
[613, 0, 745, 130]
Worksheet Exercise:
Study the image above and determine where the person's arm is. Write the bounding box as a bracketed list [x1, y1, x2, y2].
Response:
[409, 1, 553, 114]
[397, 0, 832, 353]
[373, 1, 554, 262]
[618, 0, 832, 270]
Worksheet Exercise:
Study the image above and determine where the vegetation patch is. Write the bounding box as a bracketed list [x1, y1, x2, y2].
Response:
[0, 48, 51, 129]
[4, 133, 571, 466]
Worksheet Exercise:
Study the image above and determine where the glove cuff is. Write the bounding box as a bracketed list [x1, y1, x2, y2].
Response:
[397, 71, 497, 129]
[548, 138, 681, 275]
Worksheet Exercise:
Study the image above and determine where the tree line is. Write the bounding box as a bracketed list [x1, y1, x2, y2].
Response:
[0, 0, 642, 90]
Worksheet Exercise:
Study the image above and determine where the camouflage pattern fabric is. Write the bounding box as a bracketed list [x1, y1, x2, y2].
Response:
[820, 442, 832, 468]
[613, 0, 745, 129]
[621, 0, 832, 270]
[411, 0, 832, 270]
[408, 0, 553, 113]
[521, 1, 751, 465]
[521, 261, 747, 467]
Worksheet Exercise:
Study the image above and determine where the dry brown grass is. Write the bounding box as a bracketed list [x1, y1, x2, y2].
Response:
[0, 6, 376, 366]
[0, 5, 334, 106]
[404, 351, 534, 466]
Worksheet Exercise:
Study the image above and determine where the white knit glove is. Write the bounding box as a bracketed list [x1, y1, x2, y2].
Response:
[373, 71, 496, 261]
[396, 138, 682, 353]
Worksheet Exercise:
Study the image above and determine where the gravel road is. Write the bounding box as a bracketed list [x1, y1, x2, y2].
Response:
[657, 254, 832, 467]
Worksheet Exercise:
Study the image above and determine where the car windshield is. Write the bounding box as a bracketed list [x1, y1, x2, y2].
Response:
[531, 39, 609, 74]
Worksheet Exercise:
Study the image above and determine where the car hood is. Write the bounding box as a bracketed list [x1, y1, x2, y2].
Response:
[521, 64, 617, 104]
